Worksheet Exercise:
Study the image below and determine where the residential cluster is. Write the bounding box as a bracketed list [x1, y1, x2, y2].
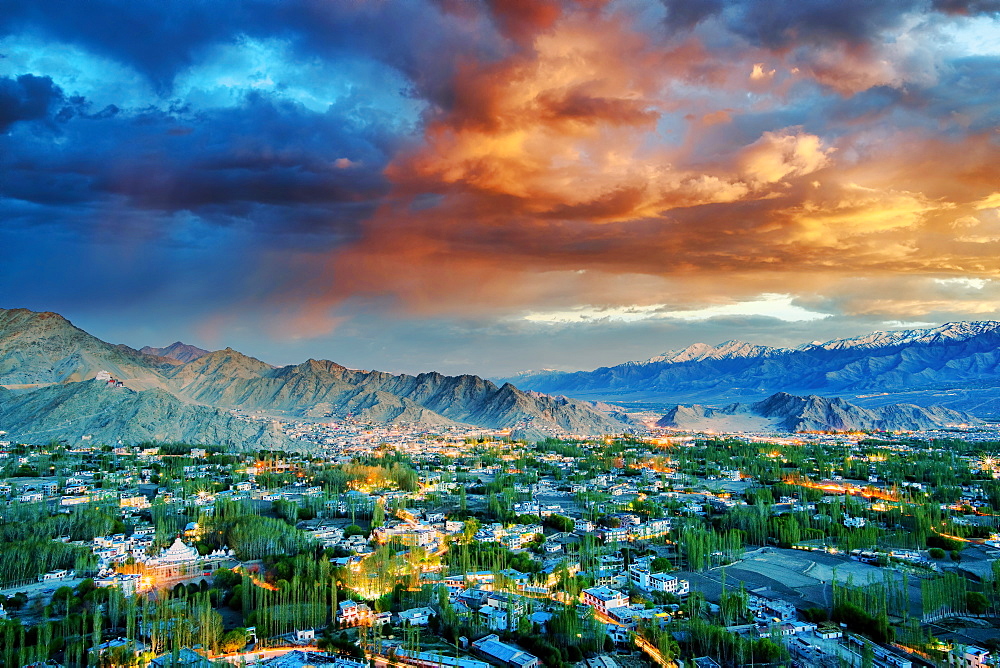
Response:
[0, 423, 998, 668]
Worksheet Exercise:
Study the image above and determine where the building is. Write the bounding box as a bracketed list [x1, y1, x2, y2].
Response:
[628, 565, 689, 596]
[148, 648, 216, 668]
[393, 649, 490, 668]
[581, 586, 629, 616]
[691, 658, 722, 668]
[629, 518, 672, 540]
[815, 625, 842, 639]
[600, 527, 629, 543]
[127, 537, 236, 583]
[260, 651, 368, 668]
[845, 635, 912, 668]
[477, 605, 509, 631]
[472, 634, 540, 668]
[337, 600, 373, 627]
[748, 595, 796, 622]
[947, 644, 992, 668]
[594, 569, 628, 589]
[94, 572, 141, 596]
[120, 495, 151, 510]
[398, 606, 435, 626]
[605, 605, 642, 626]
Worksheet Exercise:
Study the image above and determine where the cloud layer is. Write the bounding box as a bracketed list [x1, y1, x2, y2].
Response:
[2, 0, 1000, 374]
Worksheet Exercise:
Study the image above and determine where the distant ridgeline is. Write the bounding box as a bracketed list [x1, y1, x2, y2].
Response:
[0, 308, 634, 448]
[656, 392, 981, 433]
[498, 321, 1000, 417]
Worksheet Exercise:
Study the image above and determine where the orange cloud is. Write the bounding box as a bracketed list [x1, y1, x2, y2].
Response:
[261, 5, 1000, 336]
[739, 129, 833, 185]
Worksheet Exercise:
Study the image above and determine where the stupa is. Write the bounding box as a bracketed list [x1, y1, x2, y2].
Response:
[153, 537, 200, 564]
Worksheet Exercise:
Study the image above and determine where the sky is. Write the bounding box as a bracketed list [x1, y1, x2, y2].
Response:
[2, 0, 1000, 377]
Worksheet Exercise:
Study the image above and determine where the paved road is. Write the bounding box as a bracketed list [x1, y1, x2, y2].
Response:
[0, 577, 85, 600]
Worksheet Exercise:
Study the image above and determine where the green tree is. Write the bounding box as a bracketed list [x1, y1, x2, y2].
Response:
[372, 499, 386, 529]
[967, 592, 989, 615]
[218, 628, 247, 654]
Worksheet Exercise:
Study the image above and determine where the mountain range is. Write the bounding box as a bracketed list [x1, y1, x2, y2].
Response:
[0, 381, 291, 450]
[499, 322, 1000, 417]
[2, 308, 994, 448]
[657, 392, 980, 433]
[139, 341, 210, 363]
[0, 308, 633, 449]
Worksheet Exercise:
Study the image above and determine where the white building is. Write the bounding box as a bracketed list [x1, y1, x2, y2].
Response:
[628, 565, 689, 596]
[95, 572, 141, 596]
[948, 645, 991, 668]
[337, 600, 373, 627]
[398, 606, 435, 626]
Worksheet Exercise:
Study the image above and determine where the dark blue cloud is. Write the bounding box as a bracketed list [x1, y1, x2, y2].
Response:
[2, 0, 1000, 377]
[724, 0, 922, 47]
[0, 0, 504, 112]
[2, 2, 271, 92]
[899, 55, 1000, 133]
[932, 0, 1000, 13]
[0, 74, 63, 131]
[0, 1, 461, 339]
[660, 0, 724, 32]
[3, 83, 399, 247]
[0, 0, 505, 245]
[94, 97, 390, 214]
[662, 0, 999, 46]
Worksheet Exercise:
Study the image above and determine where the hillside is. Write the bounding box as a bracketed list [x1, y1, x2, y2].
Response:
[0, 309, 170, 388]
[0, 380, 293, 450]
[0, 308, 634, 445]
[139, 341, 210, 363]
[163, 355, 631, 433]
[656, 392, 981, 433]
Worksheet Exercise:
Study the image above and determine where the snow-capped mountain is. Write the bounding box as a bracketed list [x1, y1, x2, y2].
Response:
[498, 321, 1000, 417]
[801, 322, 1000, 352]
[644, 340, 792, 364]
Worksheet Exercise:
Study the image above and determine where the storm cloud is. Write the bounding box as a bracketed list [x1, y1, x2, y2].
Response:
[2, 0, 1000, 376]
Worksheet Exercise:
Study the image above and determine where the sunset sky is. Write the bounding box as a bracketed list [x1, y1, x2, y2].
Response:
[3, 0, 1000, 376]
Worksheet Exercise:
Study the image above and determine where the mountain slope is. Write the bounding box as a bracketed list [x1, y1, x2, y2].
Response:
[166, 357, 632, 433]
[139, 341, 210, 363]
[501, 322, 1000, 415]
[657, 392, 981, 433]
[0, 309, 169, 388]
[0, 308, 633, 443]
[0, 380, 293, 450]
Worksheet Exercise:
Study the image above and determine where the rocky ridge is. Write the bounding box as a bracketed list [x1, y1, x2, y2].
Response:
[139, 341, 210, 363]
[0, 308, 633, 447]
[0, 381, 292, 450]
[656, 392, 981, 433]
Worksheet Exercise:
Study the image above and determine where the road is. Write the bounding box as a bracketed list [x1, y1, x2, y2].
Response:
[0, 576, 85, 600]
[632, 634, 679, 668]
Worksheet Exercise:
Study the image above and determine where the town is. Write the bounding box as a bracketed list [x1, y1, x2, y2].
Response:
[0, 423, 998, 668]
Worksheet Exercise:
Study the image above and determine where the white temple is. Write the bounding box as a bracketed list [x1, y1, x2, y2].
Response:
[124, 537, 237, 583]
[152, 537, 200, 565]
